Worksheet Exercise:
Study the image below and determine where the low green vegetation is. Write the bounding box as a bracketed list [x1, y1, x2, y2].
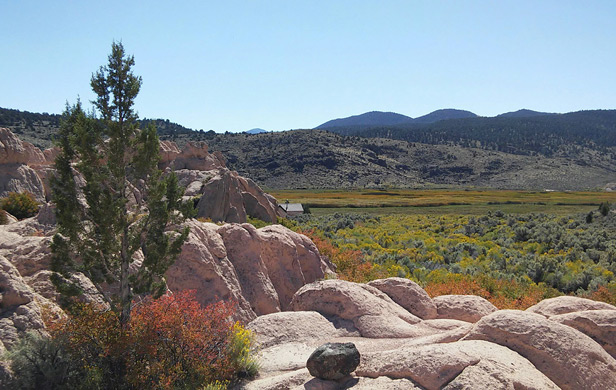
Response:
[0, 191, 39, 220]
[284, 194, 616, 308]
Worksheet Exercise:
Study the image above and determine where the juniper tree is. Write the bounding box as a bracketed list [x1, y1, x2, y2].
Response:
[50, 42, 192, 325]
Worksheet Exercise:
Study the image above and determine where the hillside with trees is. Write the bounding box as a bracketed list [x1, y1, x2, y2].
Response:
[2, 106, 616, 190]
[319, 110, 616, 158]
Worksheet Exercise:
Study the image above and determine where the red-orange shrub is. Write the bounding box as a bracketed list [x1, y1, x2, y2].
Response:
[298, 229, 380, 282]
[587, 284, 616, 306]
[425, 274, 558, 310]
[127, 291, 237, 389]
[44, 291, 253, 389]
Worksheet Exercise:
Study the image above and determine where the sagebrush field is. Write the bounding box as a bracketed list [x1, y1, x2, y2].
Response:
[274, 190, 616, 309]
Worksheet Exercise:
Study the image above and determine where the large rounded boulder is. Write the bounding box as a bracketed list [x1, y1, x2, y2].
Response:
[463, 309, 616, 390]
[289, 279, 422, 338]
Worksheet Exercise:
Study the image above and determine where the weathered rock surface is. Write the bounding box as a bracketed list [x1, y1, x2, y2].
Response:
[290, 279, 422, 338]
[464, 309, 616, 390]
[550, 309, 616, 359]
[0, 256, 46, 351]
[306, 342, 361, 381]
[367, 277, 437, 319]
[247, 311, 348, 349]
[0, 128, 280, 223]
[0, 164, 46, 203]
[433, 294, 498, 322]
[166, 220, 333, 323]
[526, 295, 616, 317]
[0, 128, 46, 166]
[0, 230, 51, 277]
[162, 141, 226, 171]
[196, 168, 280, 223]
[25, 270, 108, 309]
[357, 340, 559, 390]
[0, 128, 47, 202]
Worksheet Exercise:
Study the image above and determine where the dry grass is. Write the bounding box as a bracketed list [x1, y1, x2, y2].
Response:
[269, 189, 616, 215]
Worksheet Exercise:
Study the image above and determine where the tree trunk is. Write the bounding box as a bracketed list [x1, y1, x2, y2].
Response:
[120, 219, 131, 326]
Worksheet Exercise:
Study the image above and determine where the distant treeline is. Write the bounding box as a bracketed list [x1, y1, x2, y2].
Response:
[0, 107, 215, 149]
[323, 110, 616, 157]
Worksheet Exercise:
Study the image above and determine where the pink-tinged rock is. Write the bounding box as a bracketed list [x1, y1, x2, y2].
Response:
[0, 230, 51, 277]
[174, 169, 214, 197]
[0, 256, 46, 350]
[289, 280, 422, 338]
[196, 168, 279, 223]
[367, 277, 437, 319]
[158, 140, 182, 165]
[432, 294, 497, 323]
[25, 270, 108, 309]
[247, 311, 344, 349]
[0, 255, 34, 308]
[165, 141, 226, 171]
[342, 376, 421, 389]
[357, 340, 559, 390]
[167, 221, 333, 323]
[550, 309, 616, 359]
[42, 147, 59, 164]
[217, 223, 284, 316]
[526, 295, 616, 318]
[165, 220, 258, 322]
[258, 342, 316, 373]
[0, 164, 46, 202]
[464, 309, 616, 390]
[256, 224, 332, 309]
[240, 368, 333, 390]
[0, 128, 46, 165]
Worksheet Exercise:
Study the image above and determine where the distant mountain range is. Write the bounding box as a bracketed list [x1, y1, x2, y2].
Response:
[316, 108, 549, 128]
[245, 128, 268, 134]
[2, 105, 616, 190]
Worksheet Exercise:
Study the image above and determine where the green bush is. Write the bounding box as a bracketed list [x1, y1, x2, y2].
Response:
[4, 332, 77, 390]
[599, 201, 611, 217]
[0, 209, 8, 225]
[0, 192, 39, 220]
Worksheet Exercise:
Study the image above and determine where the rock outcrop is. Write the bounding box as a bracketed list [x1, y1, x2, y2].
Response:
[244, 279, 616, 390]
[433, 294, 498, 323]
[526, 295, 616, 318]
[367, 277, 437, 320]
[290, 279, 422, 338]
[549, 309, 616, 359]
[0, 128, 281, 223]
[0, 256, 47, 351]
[464, 310, 616, 390]
[163, 220, 334, 323]
[0, 128, 49, 202]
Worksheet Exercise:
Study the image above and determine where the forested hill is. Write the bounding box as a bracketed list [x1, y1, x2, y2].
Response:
[2, 106, 616, 190]
[0, 107, 211, 149]
[322, 110, 616, 157]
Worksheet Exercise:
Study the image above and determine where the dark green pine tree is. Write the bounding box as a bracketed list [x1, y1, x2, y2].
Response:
[50, 42, 192, 325]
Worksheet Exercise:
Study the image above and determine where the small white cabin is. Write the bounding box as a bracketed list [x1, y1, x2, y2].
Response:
[279, 203, 304, 216]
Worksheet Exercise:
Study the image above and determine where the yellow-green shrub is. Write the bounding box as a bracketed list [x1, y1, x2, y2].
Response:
[0, 191, 39, 219]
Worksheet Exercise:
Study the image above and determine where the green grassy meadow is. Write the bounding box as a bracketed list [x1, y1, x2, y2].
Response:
[270, 189, 616, 215]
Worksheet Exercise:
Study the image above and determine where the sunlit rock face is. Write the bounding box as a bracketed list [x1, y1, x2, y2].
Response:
[245, 278, 616, 390]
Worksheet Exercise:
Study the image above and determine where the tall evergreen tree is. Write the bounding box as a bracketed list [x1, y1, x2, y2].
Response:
[50, 42, 192, 325]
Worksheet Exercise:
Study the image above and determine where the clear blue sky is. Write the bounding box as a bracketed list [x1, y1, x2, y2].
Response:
[2, 1, 615, 132]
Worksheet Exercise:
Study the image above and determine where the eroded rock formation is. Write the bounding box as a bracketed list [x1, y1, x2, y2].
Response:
[245, 279, 616, 390]
[0, 127, 281, 223]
